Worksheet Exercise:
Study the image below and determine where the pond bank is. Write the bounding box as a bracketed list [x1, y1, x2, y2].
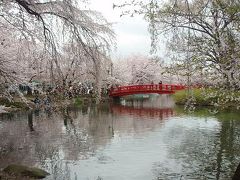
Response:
[173, 88, 240, 109]
[0, 164, 49, 179]
[0, 95, 111, 113]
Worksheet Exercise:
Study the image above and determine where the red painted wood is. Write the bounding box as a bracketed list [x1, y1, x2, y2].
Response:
[111, 105, 174, 118]
[109, 84, 185, 97]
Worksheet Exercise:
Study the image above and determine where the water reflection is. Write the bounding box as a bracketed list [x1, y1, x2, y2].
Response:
[0, 97, 239, 180]
[111, 105, 174, 119]
[28, 111, 34, 132]
[120, 94, 175, 109]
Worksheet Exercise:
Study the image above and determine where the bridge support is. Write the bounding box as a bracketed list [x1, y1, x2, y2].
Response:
[112, 96, 120, 103]
[112, 96, 120, 104]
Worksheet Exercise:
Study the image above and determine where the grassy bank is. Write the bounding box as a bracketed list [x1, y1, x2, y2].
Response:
[173, 89, 214, 106]
[0, 97, 29, 111]
[173, 88, 240, 109]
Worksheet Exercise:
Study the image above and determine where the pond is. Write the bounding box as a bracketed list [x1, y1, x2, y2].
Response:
[0, 95, 240, 180]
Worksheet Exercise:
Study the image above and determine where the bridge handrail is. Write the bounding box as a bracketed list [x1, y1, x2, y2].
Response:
[109, 84, 186, 96]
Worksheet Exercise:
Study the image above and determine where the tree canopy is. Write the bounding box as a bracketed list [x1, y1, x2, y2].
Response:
[115, 0, 240, 108]
[0, 0, 115, 102]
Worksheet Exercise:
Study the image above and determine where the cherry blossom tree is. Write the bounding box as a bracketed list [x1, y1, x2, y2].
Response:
[116, 0, 240, 108]
[112, 54, 166, 85]
[0, 0, 115, 103]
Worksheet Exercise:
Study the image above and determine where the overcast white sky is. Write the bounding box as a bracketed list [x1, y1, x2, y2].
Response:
[89, 0, 153, 58]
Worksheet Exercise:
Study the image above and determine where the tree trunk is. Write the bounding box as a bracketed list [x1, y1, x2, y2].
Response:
[95, 64, 102, 104]
[232, 163, 240, 180]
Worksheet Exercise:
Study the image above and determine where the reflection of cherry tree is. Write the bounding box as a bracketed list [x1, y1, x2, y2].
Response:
[0, 105, 169, 175]
[157, 111, 240, 179]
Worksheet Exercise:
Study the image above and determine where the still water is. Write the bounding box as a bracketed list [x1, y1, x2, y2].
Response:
[0, 95, 240, 180]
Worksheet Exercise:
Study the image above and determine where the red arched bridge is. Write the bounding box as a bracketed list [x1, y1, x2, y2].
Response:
[109, 84, 186, 97]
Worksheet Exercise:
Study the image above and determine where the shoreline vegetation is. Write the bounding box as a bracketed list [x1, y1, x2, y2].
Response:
[0, 95, 109, 114]
[0, 88, 239, 113]
[173, 88, 240, 110]
[0, 164, 49, 180]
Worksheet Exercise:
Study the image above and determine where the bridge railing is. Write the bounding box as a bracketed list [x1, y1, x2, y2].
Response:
[109, 84, 186, 96]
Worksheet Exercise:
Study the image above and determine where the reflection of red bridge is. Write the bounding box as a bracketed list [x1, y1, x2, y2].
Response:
[111, 105, 174, 119]
[109, 84, 185, 97]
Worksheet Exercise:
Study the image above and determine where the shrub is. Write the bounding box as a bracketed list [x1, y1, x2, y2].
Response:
[173, 88, 240, 109]
[74, 97, 83, 106]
